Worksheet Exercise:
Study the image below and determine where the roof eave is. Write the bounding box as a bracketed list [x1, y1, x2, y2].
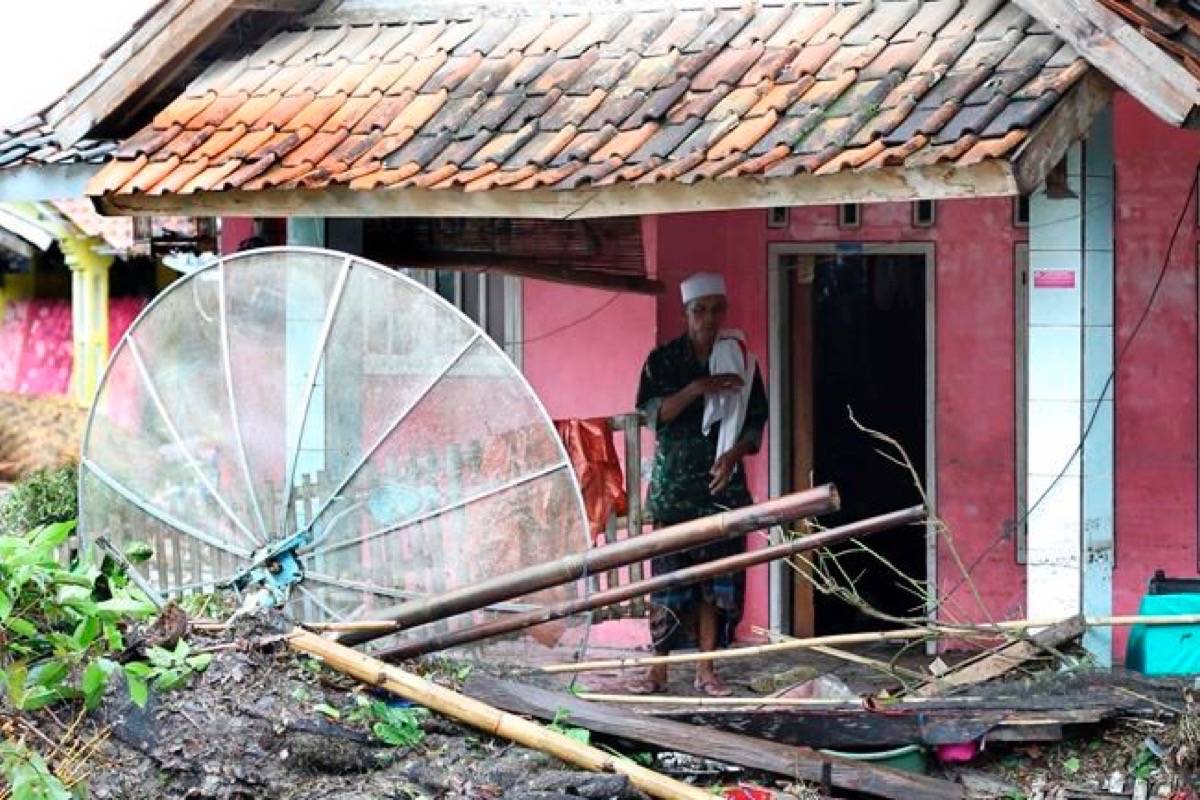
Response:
[0, 162, 102, 204]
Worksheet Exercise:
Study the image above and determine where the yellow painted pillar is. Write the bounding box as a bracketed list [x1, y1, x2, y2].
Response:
[59, 234, 112, 406]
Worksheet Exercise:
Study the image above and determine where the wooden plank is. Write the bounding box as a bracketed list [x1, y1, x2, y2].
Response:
[1013, 0, 1200, 126]
[1011, 71, 1114, 193]
[466, 675, 965, 800]
[53, 0, 243, 147]
[96, 158, 1022, 220]
[913, 614, 1087, 697]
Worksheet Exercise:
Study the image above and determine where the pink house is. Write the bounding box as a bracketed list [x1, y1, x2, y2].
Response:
[5, 0, 1200, 662]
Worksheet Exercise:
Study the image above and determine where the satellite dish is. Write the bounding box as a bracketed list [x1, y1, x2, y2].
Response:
[77, 247, 590, 642]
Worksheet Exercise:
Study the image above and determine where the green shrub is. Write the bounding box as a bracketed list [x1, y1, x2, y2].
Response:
[0, 467, 78, 537]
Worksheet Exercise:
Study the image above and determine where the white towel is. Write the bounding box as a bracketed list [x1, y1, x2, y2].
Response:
[702, 329, 756, 457]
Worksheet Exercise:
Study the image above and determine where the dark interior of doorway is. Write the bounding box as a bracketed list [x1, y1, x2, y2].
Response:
[809, 251, 928, 635]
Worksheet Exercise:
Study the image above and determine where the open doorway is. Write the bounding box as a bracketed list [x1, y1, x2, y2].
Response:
[771, 245, 933, 636]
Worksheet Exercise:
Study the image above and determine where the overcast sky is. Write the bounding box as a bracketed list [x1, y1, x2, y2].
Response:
[0, 0, 155, 126]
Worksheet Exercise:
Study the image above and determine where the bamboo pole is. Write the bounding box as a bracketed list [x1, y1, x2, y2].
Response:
[541, 614, 1200, 674]
[338, 484, 839, 647]
[377, 506, 924, 661]
[286, 629, 713, 800]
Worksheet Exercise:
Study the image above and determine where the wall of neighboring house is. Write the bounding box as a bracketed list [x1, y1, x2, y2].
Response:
[1111, 94, 1200, 656]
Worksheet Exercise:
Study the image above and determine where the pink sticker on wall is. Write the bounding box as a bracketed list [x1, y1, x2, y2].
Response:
[1033, 269, 1076, 289]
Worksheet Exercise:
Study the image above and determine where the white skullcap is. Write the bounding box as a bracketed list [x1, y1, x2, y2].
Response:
[680, 272, 727, 305]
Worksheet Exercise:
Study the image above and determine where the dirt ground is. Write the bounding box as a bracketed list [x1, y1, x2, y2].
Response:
[12, 617, 1200, 800]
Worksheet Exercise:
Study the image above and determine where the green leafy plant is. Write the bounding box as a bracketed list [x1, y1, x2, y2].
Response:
[344, 695, 427, 747]
[0, 520, 156, 712]
[0, 738, 72, 800]
[548, 708, 591, 745]
[121, 639, 212, 707]
[0, 467, 77, 537]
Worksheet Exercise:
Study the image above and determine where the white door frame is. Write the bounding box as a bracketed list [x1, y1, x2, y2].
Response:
[766, 242, 938, 634]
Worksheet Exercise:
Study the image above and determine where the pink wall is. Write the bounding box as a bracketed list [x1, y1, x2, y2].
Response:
[1112, 93, 1200, 656]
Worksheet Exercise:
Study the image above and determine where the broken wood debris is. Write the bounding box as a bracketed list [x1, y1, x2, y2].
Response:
[911, 614, 1088, 697]
[287, 628, 714, 800]
[466, 674, 967, 800]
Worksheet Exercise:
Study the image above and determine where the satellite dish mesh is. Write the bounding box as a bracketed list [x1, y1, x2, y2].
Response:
[78, 247, 591, 649]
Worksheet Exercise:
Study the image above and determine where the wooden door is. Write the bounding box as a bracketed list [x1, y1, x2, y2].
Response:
[789, 257, 816, 637]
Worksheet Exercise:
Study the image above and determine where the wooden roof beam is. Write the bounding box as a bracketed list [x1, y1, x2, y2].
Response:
[1012, 71, 1116, 193]
[46, 0, 318, 150]
[1013, 0, 1200, 127]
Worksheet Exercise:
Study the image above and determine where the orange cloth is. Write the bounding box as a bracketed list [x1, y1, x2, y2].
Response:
[555, 418, 629, 538]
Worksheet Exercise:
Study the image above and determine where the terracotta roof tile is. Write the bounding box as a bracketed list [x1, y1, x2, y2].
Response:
[90, 2, 1101, 198]
[383, 23, 445, 62]
[152, 94, 217, 130]
[691, 43, 766, 91]
[499, 89, 562, 132]
[321, 93, 384, 132]
[526, 49, 600, 95]
[599, 13, 669, 57]
[741, 46, 801, 85]
[893, 1, 960, 42]
[282, 130, 349, 168]
[191, 125, 249, 161]
[153, 127, 215, 161]
[559, 13, 631, 58]
[526, 15, 590, 55]
[116, 124, 183, 159]
[646, 10, 714, 57]
[432, 19, 484, 53]
[320, 60, 380, 97]
[355, 25, 413, 62]
[844, 1, 920, 45]
[149, 158, 209, 195]
[188, 93, 251, 130]
[456, 53, 523, 95]
[454, 18, 519, 56]
[286, 27, 349, 66]
[356, 92, 422, 134]
[251, 64, 310, 97]
[668, 85, 733, 123]
[421, 53, 485, 93]
[392, 52, 449, 93]
[766, 6, 837, 48]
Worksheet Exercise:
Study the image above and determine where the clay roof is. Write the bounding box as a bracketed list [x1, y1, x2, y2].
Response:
[84, 0, 1092, 199]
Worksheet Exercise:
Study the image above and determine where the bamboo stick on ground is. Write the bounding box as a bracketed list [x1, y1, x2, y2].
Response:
[286, 629, 713, 800]
[542, 615, 1200, 674]
[378, 506, 924, 661]
[339, 484, 839, 647]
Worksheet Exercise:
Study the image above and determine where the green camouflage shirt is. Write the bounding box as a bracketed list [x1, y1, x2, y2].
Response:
[636, 334, 768, 525]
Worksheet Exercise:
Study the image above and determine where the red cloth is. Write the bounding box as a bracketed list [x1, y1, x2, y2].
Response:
[554, 417, 628, 538]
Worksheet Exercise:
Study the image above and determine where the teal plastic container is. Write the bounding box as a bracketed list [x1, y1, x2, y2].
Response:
[1125, 572, 1200, 675]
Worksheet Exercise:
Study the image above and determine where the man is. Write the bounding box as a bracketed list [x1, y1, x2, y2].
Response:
[629, 272, 768, 696]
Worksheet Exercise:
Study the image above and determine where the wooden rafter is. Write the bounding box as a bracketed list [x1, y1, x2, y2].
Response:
[1013, 0, 1200, 127]
[46, 0, 318, 149]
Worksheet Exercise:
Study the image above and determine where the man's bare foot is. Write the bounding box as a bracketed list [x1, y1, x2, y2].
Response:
[693, 674, 733, 697]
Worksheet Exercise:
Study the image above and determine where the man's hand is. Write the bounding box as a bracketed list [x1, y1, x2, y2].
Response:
[690, 373, 744, 398]
[709, 450, 741, 494]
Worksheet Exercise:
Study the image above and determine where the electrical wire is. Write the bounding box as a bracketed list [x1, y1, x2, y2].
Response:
[505, 291, 622, 346]
[940, 163, 1200, 606]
